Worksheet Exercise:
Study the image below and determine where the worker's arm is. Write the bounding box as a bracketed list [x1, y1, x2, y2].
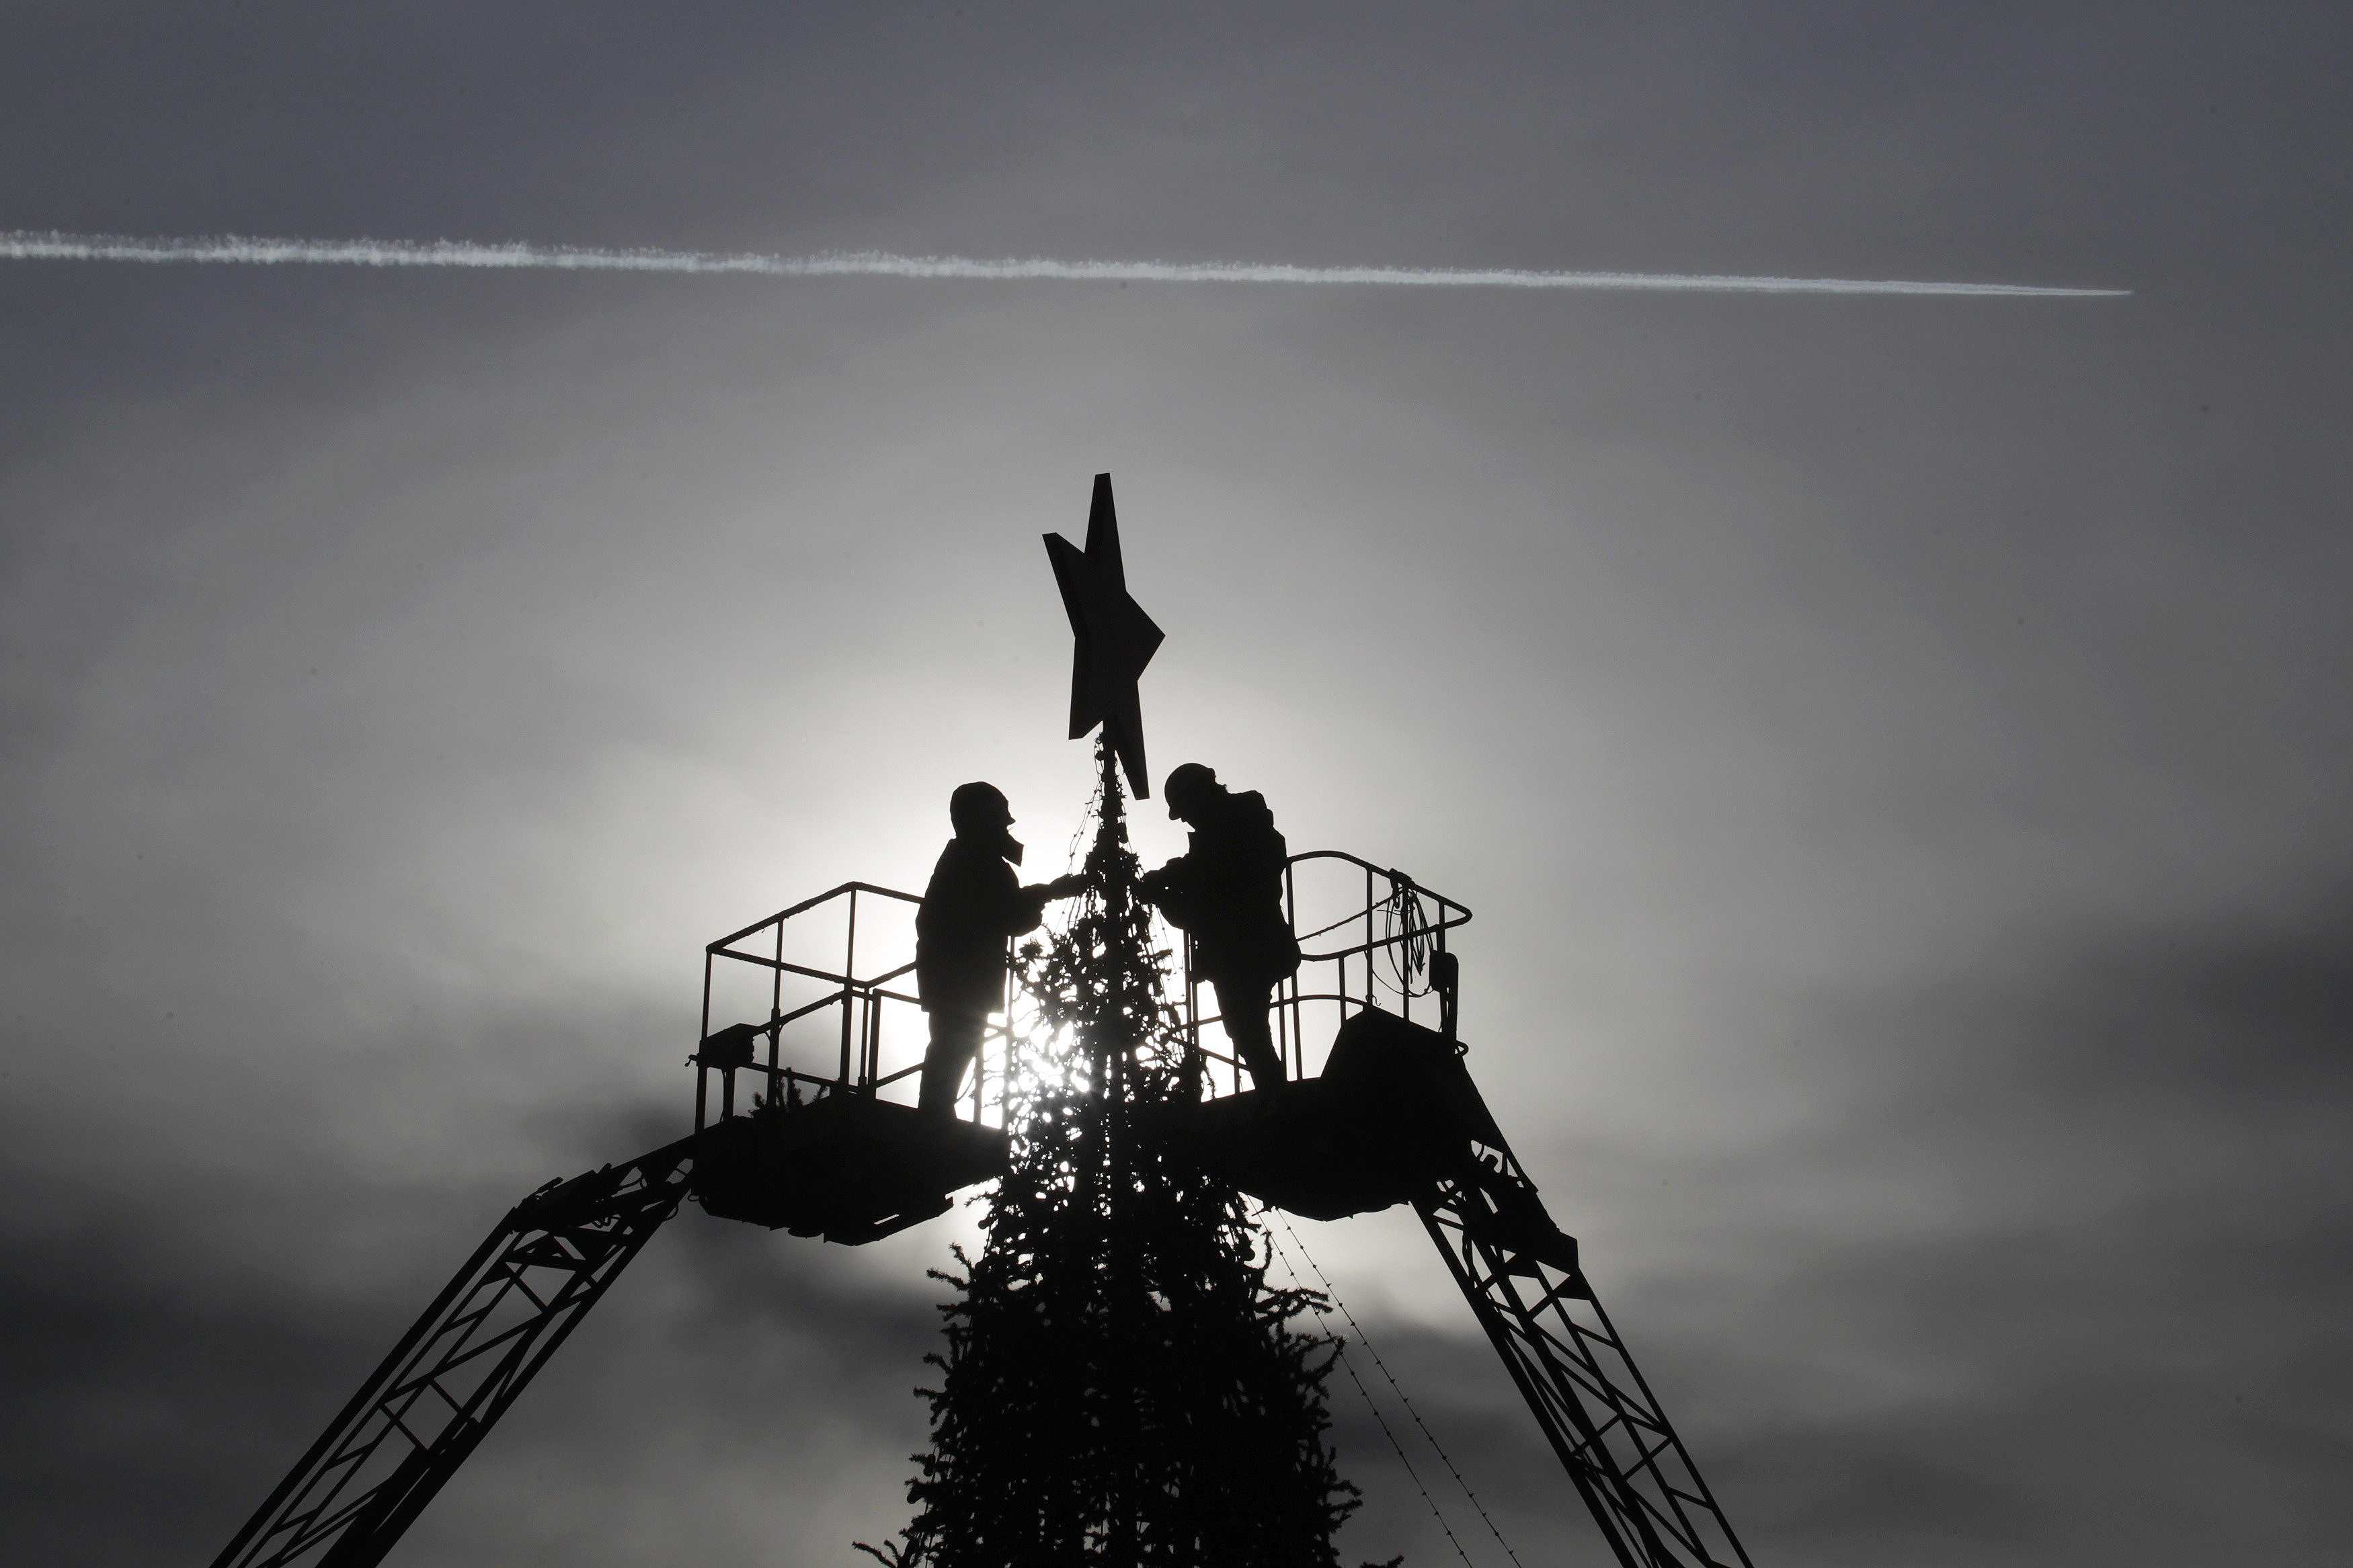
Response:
[1000, 870, 1087, 935]
[1137, 858, 1197, 930]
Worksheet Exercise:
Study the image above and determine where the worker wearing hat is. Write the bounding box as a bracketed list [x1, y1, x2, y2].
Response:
[1140, 763, 1302, 1091]
[916, 782, 1086, 1117]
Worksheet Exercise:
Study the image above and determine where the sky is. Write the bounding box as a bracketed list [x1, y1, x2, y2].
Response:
[2, 3, 2348, 1565]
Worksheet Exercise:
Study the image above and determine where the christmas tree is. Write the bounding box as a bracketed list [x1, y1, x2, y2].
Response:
[862, 742, 1363, 1567]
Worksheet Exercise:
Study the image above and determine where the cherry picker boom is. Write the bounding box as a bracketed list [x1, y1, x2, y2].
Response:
[210, 864, 1753, 1568]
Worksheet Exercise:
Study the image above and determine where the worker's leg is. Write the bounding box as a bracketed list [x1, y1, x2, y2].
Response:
[1211, 978, 1286, 1091]
[919, 1011, 986, 1118]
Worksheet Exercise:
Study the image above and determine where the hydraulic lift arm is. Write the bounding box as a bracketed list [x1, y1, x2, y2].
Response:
[208, 1137, 696, 1568]
[1182, 1004, 1757, 1568]
[1417, 1138, 1753, 1568]
[209, 1072, 1008, 1568]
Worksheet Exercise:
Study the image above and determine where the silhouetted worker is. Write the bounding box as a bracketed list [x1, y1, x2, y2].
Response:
[917, 782, 1086, 1118]
[1140, 763, 1302, 1091]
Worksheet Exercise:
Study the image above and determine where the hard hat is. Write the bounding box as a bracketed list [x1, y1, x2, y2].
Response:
[1162, 763, 1216, 816]
[949, 781, 1011, 833]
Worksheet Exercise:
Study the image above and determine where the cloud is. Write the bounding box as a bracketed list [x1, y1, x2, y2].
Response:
[1610, 890, 2353, 1567]
[0, 1130, 949, 1568]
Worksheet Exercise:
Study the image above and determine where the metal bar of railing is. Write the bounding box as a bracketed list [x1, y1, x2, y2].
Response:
[863, 973, 883, 1090]
[1298, 922, 1472, 965]
[770, 914, 785, 1094]
[707, 952, 921, 999]
[709, 951, 860, 987]
[1164, 852, 1474, 1096]
[774, 989, 850, 1029]
[1285, 850, 1471, 915]
[704, 880, 921, 953]
[841, 890, 859, 1085]
[696, 950, 714, 1132]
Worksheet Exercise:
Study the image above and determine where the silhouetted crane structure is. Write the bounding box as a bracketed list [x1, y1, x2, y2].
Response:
[208, 476, 1755, 1568]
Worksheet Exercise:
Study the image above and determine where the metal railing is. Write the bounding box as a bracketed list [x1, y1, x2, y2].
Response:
[1179, 850, 1472, 1097]
[694, 881, 1021, 1131]
[694, 852, 1470, 1122]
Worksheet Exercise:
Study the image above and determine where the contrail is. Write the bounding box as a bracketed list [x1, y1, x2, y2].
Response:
[0, 229, 2128, 298]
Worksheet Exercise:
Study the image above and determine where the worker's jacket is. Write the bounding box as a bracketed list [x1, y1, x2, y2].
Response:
[916, 837, 1053, 1020]
[1149, 790, 1303, 988]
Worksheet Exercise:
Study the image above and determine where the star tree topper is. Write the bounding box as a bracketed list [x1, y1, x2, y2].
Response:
[1044, 473, 1164, 797]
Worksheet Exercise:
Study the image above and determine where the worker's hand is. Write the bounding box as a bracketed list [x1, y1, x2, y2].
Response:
[1136, 868, 1167, 905]
[1047, 872, 1089, 899]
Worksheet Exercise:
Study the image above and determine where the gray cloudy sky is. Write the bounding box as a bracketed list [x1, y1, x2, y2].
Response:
[3, 5, 2348, 1565]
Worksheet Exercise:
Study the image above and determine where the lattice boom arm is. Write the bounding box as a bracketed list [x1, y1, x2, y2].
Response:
[1414, 1145, 1754, 1568]
[209, 1137, 696, 1568]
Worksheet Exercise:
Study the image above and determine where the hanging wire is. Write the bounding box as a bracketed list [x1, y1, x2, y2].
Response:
[1064, 761, 1107, 882]
[1289, 874, 1435, 1003]
[1291, 905, 1368, 945]
[1275, 1213, 1527, 1568]
[1265, 1225, 1478, 1568]
[1380, 874, 1437, 1000]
